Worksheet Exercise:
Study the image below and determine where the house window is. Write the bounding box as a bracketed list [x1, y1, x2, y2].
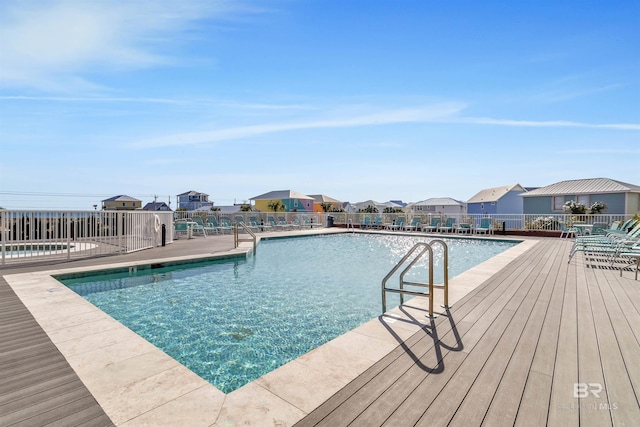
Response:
[480, 203, 484, 210]
[577, 195, 590, 206]
[294, 199, 298, 208]
[491, 202, 496, 206]
[553, 196, 565, 211]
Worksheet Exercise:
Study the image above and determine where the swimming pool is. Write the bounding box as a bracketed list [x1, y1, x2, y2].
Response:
[60, 234, 518, 393]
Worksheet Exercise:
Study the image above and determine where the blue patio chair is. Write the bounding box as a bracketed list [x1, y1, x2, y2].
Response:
[438, 218, 456, 233]
[403, 217, 421, 232]
[475, 218, 493, 235]
[421, 217, 441, 233]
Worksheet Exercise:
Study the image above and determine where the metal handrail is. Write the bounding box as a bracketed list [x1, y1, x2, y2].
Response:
[382, 241, 449, 318]
[234, 222, 257, 253]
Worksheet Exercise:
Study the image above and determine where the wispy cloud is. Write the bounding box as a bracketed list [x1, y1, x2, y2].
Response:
[530, 84, 623, 104]
[129, 103, 466, 148]
[128, 101, 640, 149]
[558, 148, 640, 155]
[0, 95, 182, 104]
[454, 117, 640, 130]
[0, 0, 249, 92]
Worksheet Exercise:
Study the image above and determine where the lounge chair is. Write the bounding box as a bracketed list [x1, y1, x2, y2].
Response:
[360, 217, 372, 229]
[456, 223, 472, 234]
[221, 218, 234, 231]
[191, 216, 219, 235]
[475, 218, 493, 235]
[175, 218, 206, 237]
[403, 217, 421, 232]
[208, 216, 232, 234]
[250, 216, 272, 232]
[278, 216, 299, 230]
[568, 223, 640, 263]
[371, 217, 383, 229]
[438, 218, 456, 233]
[421, 217, 441, 233]
[235, 215, 259, 232]
[558, 220, 578, 239]
[303, 216, 323, 228]
[174, 221, 190, 239]
[386, 217, 405, 231]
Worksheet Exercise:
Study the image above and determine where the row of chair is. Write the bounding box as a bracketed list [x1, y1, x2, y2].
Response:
[360, 217, 494, 235]
[174, 215, 323, 238]
[567, 219, 640, 272]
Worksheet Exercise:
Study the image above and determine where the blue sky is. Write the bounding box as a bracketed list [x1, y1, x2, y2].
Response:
[1, 0, 638, 210]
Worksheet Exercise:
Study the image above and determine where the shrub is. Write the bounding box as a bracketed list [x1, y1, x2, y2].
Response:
[589, 201, 607, 214]
[564, 200, 586, 214]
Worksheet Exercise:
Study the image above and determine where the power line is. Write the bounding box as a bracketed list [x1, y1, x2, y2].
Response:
[0, 191, 158, 198]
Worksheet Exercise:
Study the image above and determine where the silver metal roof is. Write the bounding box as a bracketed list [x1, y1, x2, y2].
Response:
[467, 184, 525, 203]
[521, 178, 640, 197]
[102, 195, 141, 202]
[412, 197, 465, 206]
[250, 190, 314, 200]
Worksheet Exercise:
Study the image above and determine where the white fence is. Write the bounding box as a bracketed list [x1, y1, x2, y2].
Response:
[314, 212, 634, 233]
[1, 210, 174, 265]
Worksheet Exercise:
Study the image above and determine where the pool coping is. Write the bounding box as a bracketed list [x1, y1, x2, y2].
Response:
[3, 231, 538, 426]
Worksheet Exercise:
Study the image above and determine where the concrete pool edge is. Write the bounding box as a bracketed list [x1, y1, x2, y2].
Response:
[4, 233, 538, 426]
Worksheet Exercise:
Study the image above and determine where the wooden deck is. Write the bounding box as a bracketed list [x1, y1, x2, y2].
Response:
[295, 238, 640, 426]
[0, 275, 114, 426]
[1, 234, 639, 426]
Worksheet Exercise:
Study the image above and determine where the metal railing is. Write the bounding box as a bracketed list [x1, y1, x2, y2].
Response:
[382, 240, 449, 318]
[172, 210, 635, 233]
[0, 210, 174, 265]
[324, 213, 634, 233]
[234, 222, 257, 253]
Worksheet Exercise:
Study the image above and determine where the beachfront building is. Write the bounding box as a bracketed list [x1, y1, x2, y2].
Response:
[251, 190, 315, 213]
[521, 178, 640, 215]
[142, 202, 172, 212]
[467, 184, 526, 215]
[352, 200, 385, 213]
[309, 194, 343, 212]
[101, 195, 142, 210]
[176, 191, 214, 211]
[410, 197, 467, 216]
[342, 202, 356, 213]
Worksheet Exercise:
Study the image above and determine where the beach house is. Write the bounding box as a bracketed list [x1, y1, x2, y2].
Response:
[521, 177, 640, 215]
[251, 190, 315, 212]
[467, 184, 526, 215]
[176, 191, 214, 211]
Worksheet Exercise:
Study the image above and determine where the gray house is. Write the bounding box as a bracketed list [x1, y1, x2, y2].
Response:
[521, 178, 640, 215]
[467, 184, 526, 215]
[410, 197, 467, 216]
[176, 191, 214, 211]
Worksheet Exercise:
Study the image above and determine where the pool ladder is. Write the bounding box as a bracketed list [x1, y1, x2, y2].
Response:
[381, 240, 448, 318]
[234, 222, 257, 253]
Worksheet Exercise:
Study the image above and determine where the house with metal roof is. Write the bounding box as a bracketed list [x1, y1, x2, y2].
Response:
[142, 201, 172, 212]
[308, 194, 343, 212]
[101, 195, 142, 210]
[467, 184, 527, 215]
[250, 190, 315, 212]
[521, 178, 640, 215]
[352, 200, 384, 213]
[410, 197, 467, 216]
[176, 191, 214, 211]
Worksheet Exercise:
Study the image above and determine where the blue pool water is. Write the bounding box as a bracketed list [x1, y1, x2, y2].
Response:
[61, 234, 517, 393]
